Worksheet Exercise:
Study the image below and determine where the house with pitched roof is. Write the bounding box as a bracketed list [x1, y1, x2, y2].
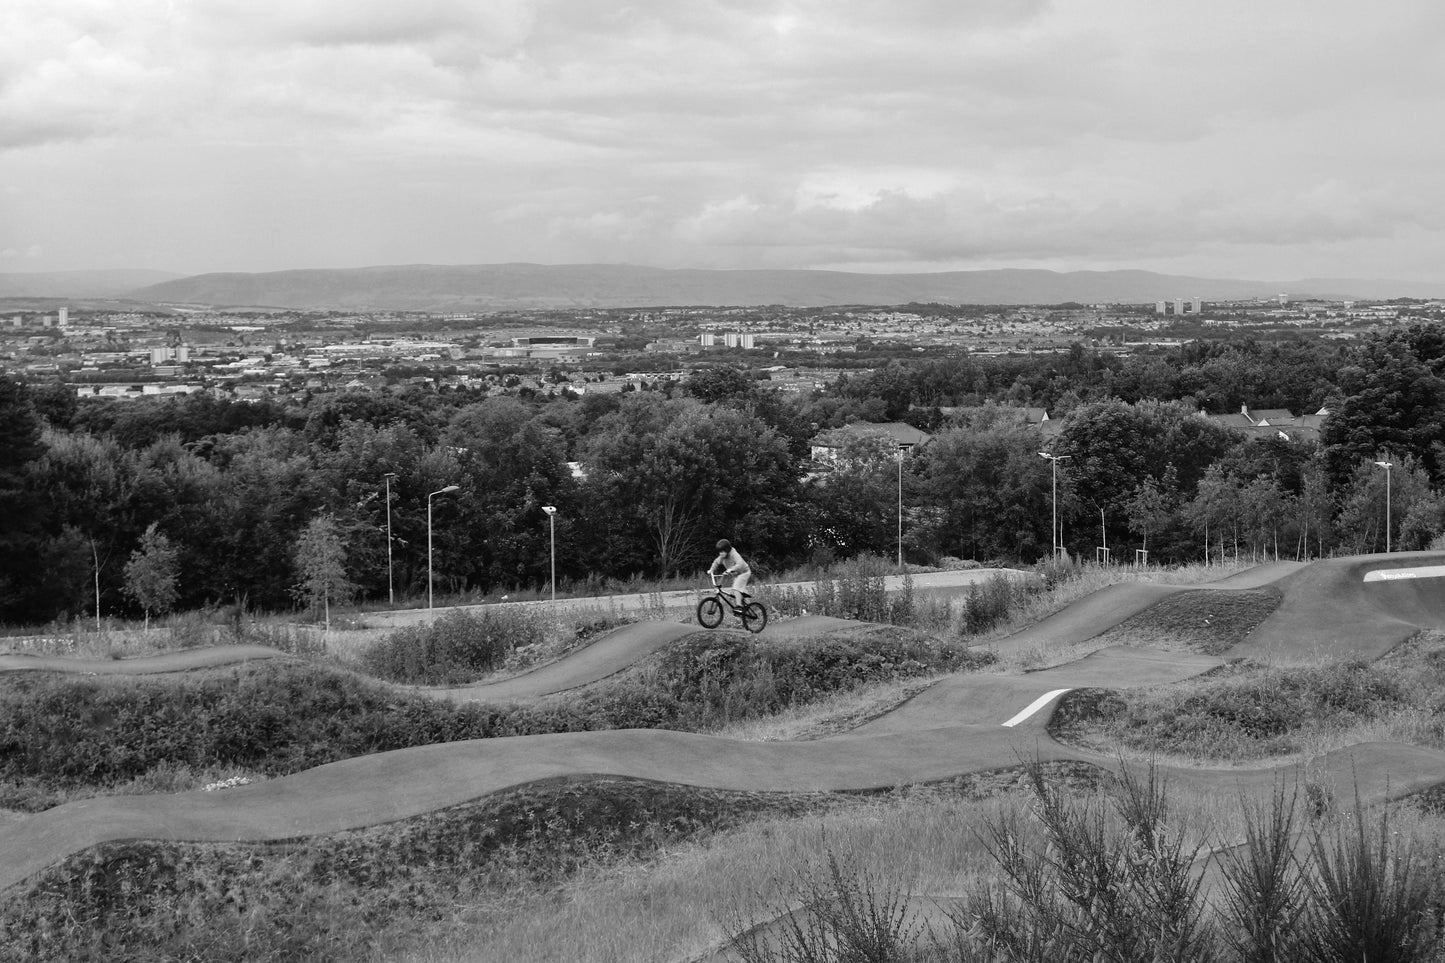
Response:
[1202, 404, 1330, 442]
[809, 421, 933, 468]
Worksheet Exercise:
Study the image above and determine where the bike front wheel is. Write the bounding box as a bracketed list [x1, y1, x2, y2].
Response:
[697, 596, 725, 629]
[741, 601, 768, 634]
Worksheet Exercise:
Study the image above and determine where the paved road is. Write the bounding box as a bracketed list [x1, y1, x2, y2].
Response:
[5, 554, 1445, 900]
[363, 568, 1030, 629]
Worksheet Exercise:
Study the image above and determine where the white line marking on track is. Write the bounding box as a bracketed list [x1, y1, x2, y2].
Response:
[1001, 688, 1072, 728]
[1364, 566, 1445, 582]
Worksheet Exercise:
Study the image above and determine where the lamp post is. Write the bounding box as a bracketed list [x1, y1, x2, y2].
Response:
[896, 447, 905, 570]
[1039, 452, 1071, 560]
[1374, 460, 1393, 553]
[541, 505, 557, 606]
[427, 485, 460, 611]
[383, 472, 397, 606]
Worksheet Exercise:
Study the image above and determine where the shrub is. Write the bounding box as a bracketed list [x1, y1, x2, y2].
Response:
[1300, 794, 1441, 963]
[727, 849, 924, 963]
[358, 607, 547, 684]
[1055, 661, 1411, 760]
[968, 763, 1214, 962]
[0, 665, 509, 808]
[959, 766, 1443, 962]
[649, 629, 989, 730]
[960, 572, 1035, 636]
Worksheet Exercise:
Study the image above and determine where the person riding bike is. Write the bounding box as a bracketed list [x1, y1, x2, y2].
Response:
[709, 539, 751, 609]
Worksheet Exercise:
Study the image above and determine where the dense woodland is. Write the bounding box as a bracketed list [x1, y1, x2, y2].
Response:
[3, 325, 1445, 625]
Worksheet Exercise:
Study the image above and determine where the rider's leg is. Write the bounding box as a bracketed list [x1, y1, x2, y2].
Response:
[731, 572, 751, 608]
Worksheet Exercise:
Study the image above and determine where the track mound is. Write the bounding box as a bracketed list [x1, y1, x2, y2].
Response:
[1232, 551, 1445, 662]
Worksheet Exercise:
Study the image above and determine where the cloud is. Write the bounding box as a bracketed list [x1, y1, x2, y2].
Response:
[2, 0, 1445, 278]
[198, 0, 536, 53]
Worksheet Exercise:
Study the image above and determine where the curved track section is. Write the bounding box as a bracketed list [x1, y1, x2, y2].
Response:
[1232, 551, 1445, 663]
[984, 560, 1304, 658]
[433, 622, 700, 701]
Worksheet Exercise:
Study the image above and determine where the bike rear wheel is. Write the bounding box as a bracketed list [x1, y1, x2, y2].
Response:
[697, 596, 724, 629]
[741, 601, 768, 634]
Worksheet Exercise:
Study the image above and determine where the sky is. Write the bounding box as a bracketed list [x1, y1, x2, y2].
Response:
[3, 0, 1444, 281]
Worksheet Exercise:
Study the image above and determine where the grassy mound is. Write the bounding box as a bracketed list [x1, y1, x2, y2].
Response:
[1089, 588, 1281, 654]
[1050, 632, 1445, 761]
[0, 626, 983, 809]
[0, 663, 503, 811]
[0, 777, 842, 963]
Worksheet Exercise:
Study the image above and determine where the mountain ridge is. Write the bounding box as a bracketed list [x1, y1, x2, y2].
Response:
[20, 263, 1445, 310]
[0, 269, 183, 299]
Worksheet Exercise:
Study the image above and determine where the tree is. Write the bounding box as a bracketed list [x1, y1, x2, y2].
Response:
[123, 522, 180, 629]
[910, 419, 1054, 563]
[683, 365, 756, 405]
[292, 514, 353, 629]
[1125, 472, 1176, 558]
[579, 396, 799, 577]
[1320, 333, 1445, 484]
[1335, 456, 1434, 554]
[803, 433, 904, 560]
[1183, 464, 1240, 562]
[1294, 462, 1334, 559]
[0, 378, 49, 621]
[1055, 399, 1239, 557]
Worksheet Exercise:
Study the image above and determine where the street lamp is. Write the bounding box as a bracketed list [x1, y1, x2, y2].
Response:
[896, 447, 905, 569]
[427, 485, 460, 611]
[383, 472, 397, 606]
[1374, 460, 1393, 553]
[541, 506, 558, 606]
[1039, 452, 1072, 560]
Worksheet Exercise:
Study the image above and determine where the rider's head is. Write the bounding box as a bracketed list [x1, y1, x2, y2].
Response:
[716, 539, 732, 553]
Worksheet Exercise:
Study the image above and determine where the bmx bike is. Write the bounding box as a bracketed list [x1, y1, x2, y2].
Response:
[697, 574, 768, 634]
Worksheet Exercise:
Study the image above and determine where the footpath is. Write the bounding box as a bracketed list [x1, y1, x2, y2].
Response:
[363, 567, 1029, 629]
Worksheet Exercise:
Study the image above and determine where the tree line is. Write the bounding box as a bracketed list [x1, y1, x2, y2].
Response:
[2, 324, 1443, 624]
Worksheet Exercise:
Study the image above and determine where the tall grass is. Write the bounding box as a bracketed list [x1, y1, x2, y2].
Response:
[722, 766, 1445, 963]
[1051, 637, 1445, 764]
[767, 557, 910, 625]
[357, 608, 550, 684]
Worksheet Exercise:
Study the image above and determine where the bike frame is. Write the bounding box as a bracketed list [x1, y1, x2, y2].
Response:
[708, 572, 749, 616]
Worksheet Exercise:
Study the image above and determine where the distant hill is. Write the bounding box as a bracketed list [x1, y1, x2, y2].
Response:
[0, 269, 183, 299]
[126, 263, 1445, 311]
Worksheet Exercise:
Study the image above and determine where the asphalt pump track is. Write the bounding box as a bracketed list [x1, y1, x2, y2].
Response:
[5, 553, 1445, 900]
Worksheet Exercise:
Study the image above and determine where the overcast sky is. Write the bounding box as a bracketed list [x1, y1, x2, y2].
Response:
[3, 0, 1444, 281]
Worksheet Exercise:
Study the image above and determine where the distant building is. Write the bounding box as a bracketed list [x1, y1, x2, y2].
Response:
[810, 421, 933, 466]
[1155, 301, 1168, 315]
[1174, 298, 1186, 316]
[1191, 297, 1202, 314]
[507, 335, 594, 360]
[1201, 404, 1329, 443]
[149, 345, 191, 365]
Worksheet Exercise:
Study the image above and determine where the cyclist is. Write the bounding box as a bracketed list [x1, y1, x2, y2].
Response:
[709, 539, 751, 609]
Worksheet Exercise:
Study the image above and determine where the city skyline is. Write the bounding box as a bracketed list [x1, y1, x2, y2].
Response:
[4, 1, 1445, 283]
